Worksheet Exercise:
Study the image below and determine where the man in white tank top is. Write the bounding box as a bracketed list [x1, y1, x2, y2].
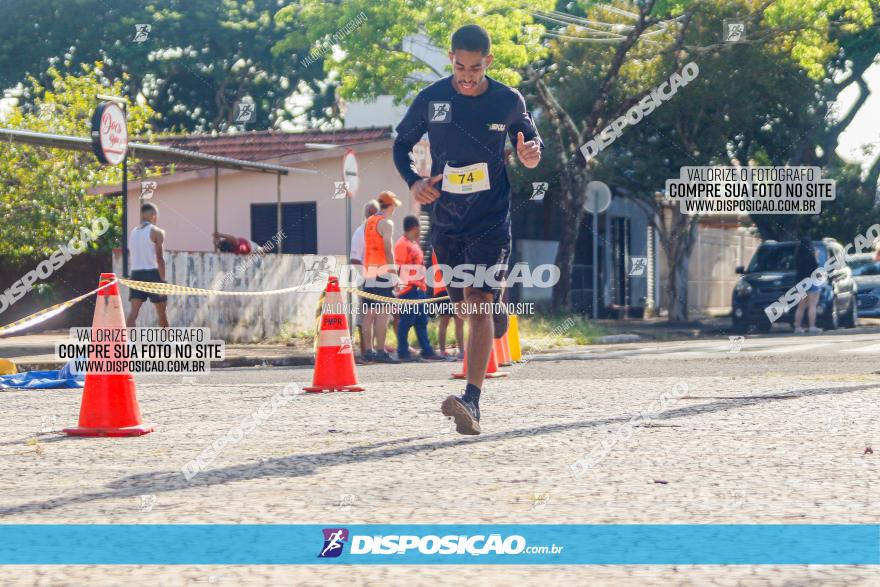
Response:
[126, 203, 169, 327]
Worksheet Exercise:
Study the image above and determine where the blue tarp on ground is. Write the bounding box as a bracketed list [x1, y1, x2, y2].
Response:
[0, 361, 85, 389]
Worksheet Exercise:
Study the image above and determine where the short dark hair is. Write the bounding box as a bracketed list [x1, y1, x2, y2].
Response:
[141, 203, 158, 215]
[403, 215, 420, 232]
[451, 24, 491, 55]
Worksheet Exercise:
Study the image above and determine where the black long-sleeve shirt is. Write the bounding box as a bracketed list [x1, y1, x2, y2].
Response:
[392, 76, 542, 239]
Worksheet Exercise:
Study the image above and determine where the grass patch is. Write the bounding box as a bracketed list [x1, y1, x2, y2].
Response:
[279, 312, 603, 354]
[518, 314, 605, 348]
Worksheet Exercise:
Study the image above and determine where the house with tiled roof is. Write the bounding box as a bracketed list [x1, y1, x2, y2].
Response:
[94, 126, 427, 256]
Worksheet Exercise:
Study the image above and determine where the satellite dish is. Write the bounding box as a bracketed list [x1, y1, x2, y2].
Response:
[342, 149, 359, 197]
[584, 181, 612, 213]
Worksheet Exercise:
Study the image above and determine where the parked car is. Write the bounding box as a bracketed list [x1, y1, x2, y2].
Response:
[731, 238, 857, 333]
[847, 253, 880, 318]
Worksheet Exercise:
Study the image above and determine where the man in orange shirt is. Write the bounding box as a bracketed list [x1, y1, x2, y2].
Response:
[394, 215, 444, 362]
[361, 192, 401, 363]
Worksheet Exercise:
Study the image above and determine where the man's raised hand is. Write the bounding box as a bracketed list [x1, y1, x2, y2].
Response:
[516, 131, 541, 168]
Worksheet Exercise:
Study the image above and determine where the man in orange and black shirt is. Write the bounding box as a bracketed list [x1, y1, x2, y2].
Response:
[361, 191, 401, 364]
[394, 215, 444, 362]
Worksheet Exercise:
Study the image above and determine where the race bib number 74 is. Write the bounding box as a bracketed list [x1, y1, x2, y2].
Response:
[442, 162, 491, 195]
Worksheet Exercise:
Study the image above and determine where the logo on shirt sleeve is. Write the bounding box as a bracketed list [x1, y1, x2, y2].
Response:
[488, 123, 506, 132]
[429, 102, 451, 123]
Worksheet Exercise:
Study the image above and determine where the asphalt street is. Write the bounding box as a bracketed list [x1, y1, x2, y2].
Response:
[0, 329, 877, 585]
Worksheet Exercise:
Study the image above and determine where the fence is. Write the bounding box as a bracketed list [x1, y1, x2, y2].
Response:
[112, 250, 343, 342]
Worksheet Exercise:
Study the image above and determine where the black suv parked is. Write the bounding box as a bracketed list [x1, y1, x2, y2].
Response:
[731, 238, 857, 333]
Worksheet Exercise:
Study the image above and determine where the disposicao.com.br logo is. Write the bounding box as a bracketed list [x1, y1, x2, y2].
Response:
[318, 528, 564, 558]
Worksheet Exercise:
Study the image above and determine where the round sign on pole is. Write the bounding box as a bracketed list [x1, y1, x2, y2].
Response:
[90, 102, 128, 166]
[584, 180, 612, 214]
[342, 149, 359, 197]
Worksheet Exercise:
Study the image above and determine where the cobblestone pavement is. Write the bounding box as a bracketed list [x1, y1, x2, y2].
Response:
[0, 332, 877, 585]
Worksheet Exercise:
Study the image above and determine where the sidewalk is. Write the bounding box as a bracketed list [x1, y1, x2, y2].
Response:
[0, 331, 316, 371]
[1, 330, 632, 371]
[6, 318, 878, 371]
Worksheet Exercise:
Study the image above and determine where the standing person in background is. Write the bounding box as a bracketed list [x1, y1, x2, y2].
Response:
[126, 203, 169, 328]
[360, 192, 401, 364]
[351, 199, 380, 361]
[394, 215, 445, 362]
[793, 237, 822, 334]
[432, 249, 465, 359]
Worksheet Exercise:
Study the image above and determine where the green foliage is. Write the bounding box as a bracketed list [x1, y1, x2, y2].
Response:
[802, 161, 880, 243]
[0, 0, 322, 131]
[0, 64, 155, 260]
[276, 0, 554, 102]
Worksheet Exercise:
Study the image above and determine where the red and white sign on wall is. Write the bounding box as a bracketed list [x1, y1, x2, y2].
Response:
[90, 102, 128, 166]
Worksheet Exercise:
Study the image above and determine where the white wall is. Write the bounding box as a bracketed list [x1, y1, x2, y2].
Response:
[113, 250, 343, 342]
[126, 142, 417, 256]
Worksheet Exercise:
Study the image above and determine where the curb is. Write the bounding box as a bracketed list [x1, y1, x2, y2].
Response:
[597, 334, 642, 344]
[13, 355, 315, 373]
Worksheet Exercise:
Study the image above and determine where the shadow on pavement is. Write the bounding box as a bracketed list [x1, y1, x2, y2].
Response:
[1, 382, 877, 517]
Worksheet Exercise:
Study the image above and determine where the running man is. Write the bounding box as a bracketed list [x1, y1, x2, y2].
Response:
[126, 203, 169, 327]
[393, 24, 542, 434]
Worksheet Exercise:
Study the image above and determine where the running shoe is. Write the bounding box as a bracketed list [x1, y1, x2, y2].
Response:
[420, 353, 446, 362]
[441, 395, 481, 435]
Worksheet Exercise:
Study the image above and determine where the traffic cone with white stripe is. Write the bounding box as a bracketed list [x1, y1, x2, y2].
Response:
[64, 273, 154, 437]
[304, 276, 364, 392]
[494, 335, 512, 367]
[452, 344, 507, 379]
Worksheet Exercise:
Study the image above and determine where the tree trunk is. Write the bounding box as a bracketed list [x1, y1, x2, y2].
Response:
[665, 246, 690, 322]
[657, 207, 699, 322]
[552, 167, 587, 312]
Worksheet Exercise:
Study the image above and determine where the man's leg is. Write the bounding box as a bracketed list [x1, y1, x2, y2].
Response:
[463, 287, 495, 389]
[807, 291, 820, 329]
[397, 295, 414, 359]
[357, 325, 366, 355]
[154, 301, 169, 328]
[361, 308, 374, 353]
[454, 316, 465, 353]
[374, 310, 389, 352]
[413, 291, 436, 357]
[127, 299, 144, 327]
[438, 315, 450, 353]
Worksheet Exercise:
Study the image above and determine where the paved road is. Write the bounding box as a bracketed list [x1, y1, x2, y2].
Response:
[0, 330, 877, 585]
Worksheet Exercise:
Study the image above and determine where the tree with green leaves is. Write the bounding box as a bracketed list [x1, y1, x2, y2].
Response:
[521, 0, 878, 317]
[0, 0, 326, 132]
[277, 0, 877, 320]
[0, 64, 154, 259]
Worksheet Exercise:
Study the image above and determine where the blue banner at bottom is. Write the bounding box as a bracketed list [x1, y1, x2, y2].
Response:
[1, 525, 877, 564]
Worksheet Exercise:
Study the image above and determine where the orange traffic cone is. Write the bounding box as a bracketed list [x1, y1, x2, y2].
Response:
[452, 345, 507, 379]
[64, 273, 154, 437]
[304, 276, 364, 392]
[494, 336, 512, 367]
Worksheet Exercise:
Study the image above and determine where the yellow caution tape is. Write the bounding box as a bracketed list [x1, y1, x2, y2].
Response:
[120, 278, 449, 305]
[342, 286, 449, 304]
[118, 278, 322, 297]
[0, 280, 117, 337]
[0, 277, 451, 339]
